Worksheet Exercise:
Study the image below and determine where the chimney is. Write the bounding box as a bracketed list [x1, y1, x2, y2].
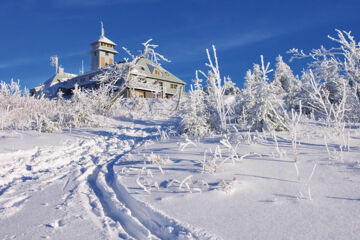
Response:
[58, 66, 64, 75]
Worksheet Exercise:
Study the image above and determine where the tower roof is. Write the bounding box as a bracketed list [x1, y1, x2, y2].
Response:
[91, 22, 117, 46]
[96, 35, 116, 45]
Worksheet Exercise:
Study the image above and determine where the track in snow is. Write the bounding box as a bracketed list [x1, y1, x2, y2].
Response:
[85, 123, 213, 239]
[0, 120, 216, 239]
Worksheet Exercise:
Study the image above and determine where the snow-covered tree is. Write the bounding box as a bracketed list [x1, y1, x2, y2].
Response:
[239, 56, 287, 131]
[289, 29, 360, 122]
[272, 55, 300, 110]
[223, 78, 241, 95]
[202, 45, 227, 132]
[178, 73, 210, 136]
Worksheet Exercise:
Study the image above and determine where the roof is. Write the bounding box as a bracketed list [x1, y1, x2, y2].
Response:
[44, 71, 77, 87]
[92, 22, 117, 46]
[89, 45, 119, 54]
[131, 57, 186, 85]
[33, 71, 78, 98]
[33, 56, 185, 98]
[92, 35, 116, 46]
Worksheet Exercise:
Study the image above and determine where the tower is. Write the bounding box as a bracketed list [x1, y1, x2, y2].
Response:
[90, 22, 118, 71]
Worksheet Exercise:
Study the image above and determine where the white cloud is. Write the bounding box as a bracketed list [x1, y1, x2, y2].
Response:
[50, 0, 160, 8]
[0, 50, 86, 69]
[0, 64, 9, 69]
[216, 30, 280, 50]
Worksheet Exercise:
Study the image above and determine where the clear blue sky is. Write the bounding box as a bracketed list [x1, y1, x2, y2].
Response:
[1, 0, 360, 90]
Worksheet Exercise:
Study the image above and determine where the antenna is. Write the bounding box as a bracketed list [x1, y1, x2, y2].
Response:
[79, 60, 84, 74]
[101, 21, 104, 36]
[50, 55, 58, 74]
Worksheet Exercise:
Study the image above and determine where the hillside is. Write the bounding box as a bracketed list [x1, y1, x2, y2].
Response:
[1, 116, 359, 239]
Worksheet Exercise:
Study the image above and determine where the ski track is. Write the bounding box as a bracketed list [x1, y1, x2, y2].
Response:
[0, 122, 215, 239]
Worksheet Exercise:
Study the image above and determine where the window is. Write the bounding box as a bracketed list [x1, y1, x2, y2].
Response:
[170, 84, 177, 89]
[135, 90, 145, 98]
[154, 69, 161, 76]
[138, 78, 147, 83]
[105, 52, 109, 56]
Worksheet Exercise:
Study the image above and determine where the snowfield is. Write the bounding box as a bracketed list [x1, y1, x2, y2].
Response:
[3, 29, 360, 239]
[1, 117, 360, 239]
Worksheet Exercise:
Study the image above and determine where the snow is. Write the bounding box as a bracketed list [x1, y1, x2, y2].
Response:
[1, 115, 360, 239]
[2, 29, 360, 239]
[116, 129, 360, 239]
[97, 35, 117, 46]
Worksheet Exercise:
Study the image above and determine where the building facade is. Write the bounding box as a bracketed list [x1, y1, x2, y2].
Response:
[31, 23, 186, 99]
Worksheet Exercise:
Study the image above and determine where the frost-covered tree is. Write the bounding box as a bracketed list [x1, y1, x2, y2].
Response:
[273, 55, 298, 92]
[272, 55, 300, 110]
[289, 29, 360, 122]
[178, 73, 210, 136]
[239, 56, 287, 131]
[202, 46, 227, 132]
[139, 39, 170, 66]
[223, 78, 241, 95]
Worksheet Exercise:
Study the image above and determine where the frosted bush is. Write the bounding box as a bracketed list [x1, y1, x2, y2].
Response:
[0, 81, 99, 132]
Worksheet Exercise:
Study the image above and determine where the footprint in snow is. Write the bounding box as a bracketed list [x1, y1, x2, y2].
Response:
[44, 219, 65, 229]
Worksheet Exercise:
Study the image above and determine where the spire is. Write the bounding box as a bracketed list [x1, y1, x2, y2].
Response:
[100, 21, 104, 37]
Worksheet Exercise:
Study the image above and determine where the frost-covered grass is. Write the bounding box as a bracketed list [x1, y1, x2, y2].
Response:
[116, 121, 360, 239]
[0, 80, 179, 133]
[1, 107, 360, 239]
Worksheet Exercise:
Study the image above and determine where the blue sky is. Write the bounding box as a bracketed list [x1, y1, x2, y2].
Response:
[1, 0, 360, 90]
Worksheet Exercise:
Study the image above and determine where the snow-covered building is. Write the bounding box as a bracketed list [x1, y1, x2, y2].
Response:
[31, 23, 186, 99]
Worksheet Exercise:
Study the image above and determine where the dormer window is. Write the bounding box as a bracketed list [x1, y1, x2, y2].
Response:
[154, 69, 161, 76]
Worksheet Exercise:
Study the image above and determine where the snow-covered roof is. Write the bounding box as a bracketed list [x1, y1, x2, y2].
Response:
[44, 72, 77, 87]
[132, 57, 186, 85]
[92, 22, 116, 46]
[93, 35, 116, 46]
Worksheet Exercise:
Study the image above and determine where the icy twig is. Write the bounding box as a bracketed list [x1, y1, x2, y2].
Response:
[179, 175, 193, 192]
[136, 177, 150, 194]
[178, 136, 197, 151]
